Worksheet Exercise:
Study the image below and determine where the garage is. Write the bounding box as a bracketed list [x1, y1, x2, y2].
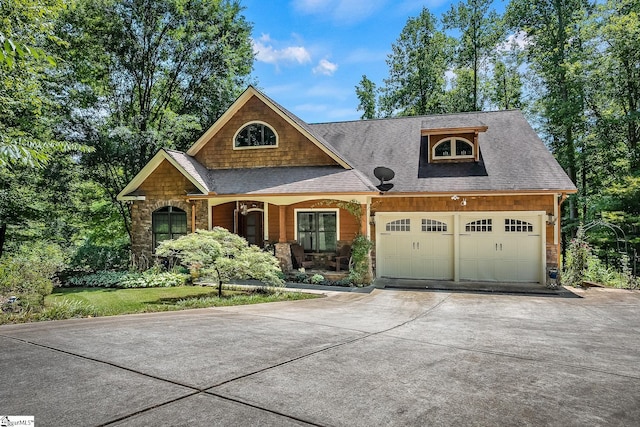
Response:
[376, 212, 545, 283]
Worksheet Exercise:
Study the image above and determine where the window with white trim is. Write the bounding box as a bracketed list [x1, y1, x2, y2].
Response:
[465, 219, 492, 232]
[234, 122, 277, 148]
[386, 218, 410, 232]
[504, 219, 534, 232]
[297, 211, 337, 252]
[433, 137, 474, 159]
[422, 219, 447, 232]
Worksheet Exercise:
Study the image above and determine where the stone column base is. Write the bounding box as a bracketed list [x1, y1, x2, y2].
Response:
[275, 242, 293, 272]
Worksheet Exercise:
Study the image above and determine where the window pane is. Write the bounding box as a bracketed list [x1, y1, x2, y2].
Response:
[171, 214, 187, 234]
[318, 231, 337, 252]
[456, 140, 473, 156]
[435, 140, 451, 157]
[153, 213, 169, 233]
[235, 123, 277, 147]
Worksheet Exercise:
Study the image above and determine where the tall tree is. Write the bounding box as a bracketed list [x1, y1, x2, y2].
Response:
[507, 0, 591, 222]
[443, 0, 504, 111]
[355, 75, 378, 119]
[55, 0, 255, 237]
[380, 7, 452, 116]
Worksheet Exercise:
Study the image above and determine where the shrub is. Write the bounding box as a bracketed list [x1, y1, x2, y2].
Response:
[64, 270, 188, 288]
[70, 238, 129, 272]
[119, 271, 189, 288]
[562, 226, 591, 287]
[310, 274, 324, 284]
[0, 242, 68, 310]
[66, 271, 132, 287]
[349, 234, 373, 285]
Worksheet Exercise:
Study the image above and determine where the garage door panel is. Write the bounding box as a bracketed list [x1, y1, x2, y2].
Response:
[377, 215, 453, 280]
[377, 212, 543, 283]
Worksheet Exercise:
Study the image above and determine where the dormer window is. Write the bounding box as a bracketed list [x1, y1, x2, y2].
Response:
[234, 121, 278, 149]
[433, 137, 474, 159]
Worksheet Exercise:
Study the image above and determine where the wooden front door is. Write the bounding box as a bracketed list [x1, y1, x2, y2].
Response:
[239, 211, 263, 247]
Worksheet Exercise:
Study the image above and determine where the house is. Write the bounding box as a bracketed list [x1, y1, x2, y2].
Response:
[117, 86, 577, 284]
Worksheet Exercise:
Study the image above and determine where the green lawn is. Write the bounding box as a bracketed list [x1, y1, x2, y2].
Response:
[43, 286, 318, 318]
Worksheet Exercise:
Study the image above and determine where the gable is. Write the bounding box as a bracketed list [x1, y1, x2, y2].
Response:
[116, 149, 208, 201]
[189, 89, 346, 169]
[137, 159, 200, 198]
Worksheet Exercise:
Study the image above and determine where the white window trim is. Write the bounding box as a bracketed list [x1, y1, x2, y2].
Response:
[293, 208, 340, 245]
[432, 137, 474, 160]
[233, 120, 279, 150]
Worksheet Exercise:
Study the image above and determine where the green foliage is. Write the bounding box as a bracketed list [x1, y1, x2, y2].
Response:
[562, 226, 591, 287]
[65, 269, 189, 288]
[66, 271, 131, 288]
[443, 0, 504, 111]
[156, 228, 285, 293]
[37, 299, 99, 321]
[310, 274, 325, 284]
[119, 271, 189, 288]
[380, 7, 452, 116]
[54, 0, 255, 237]
[0, 242, 68, 310]
[355, 75, 378, 119]
[349, 235, 374, 286]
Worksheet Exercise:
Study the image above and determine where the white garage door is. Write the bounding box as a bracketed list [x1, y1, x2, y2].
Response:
[377, 215, 454, 280]
[376, 212, 544, 283]
[459, 214, 542, 282]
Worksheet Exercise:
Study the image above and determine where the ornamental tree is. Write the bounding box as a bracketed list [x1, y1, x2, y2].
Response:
[155, 228, 284, 297]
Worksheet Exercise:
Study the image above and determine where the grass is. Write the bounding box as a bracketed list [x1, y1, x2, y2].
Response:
[1, 286, 319, 324]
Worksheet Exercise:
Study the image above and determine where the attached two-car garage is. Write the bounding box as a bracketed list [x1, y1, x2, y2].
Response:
[375, 212, 546, 283]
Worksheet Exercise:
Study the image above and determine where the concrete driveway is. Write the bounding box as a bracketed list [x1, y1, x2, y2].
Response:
[1, 286, 640, 426]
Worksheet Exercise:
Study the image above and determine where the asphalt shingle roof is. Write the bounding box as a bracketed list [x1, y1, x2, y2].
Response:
[207, 166, 376, 195]
[308, 110, 577, 193]
[164, 109, 575, 196]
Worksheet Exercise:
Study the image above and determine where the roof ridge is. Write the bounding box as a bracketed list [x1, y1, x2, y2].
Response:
[308, 109, 522, 126]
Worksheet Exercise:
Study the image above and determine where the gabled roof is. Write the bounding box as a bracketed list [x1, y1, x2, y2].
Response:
[185, 86, 352, 169]
[309, 110, 577, 193]
[116, 149, 210, 201]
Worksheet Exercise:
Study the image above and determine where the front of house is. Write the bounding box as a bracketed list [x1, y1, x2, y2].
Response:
[118, 86, 577, 284]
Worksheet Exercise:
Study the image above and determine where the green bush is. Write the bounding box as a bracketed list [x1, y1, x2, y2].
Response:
[310, 274, 325, 284]
[70, 238, 129, 272]
[349, 234, 373, 285]
[0, 242, 68, 310]
[65, 269, 188, 288]
[66, 271, 133, 287]
[119, 271, 189, 288]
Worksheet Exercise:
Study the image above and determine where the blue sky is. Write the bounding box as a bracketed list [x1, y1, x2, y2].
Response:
[241, 0, 455, 124]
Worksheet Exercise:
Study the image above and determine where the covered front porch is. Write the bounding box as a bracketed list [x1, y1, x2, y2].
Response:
[200, 195, 371, 273]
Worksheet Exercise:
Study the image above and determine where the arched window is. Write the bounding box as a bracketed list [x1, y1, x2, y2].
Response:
[234, 122, 277, 148]
[433, 137, 474, 159]
[152, 206, 187, 248]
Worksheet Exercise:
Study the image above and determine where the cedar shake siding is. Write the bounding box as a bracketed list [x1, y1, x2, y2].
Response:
[194, 96, 339, 169]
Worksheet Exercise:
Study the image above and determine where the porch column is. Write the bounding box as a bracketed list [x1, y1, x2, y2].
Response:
[360, 204, 367, 236]
[278, 205, 287, 243]
[276, 205, 293, 272]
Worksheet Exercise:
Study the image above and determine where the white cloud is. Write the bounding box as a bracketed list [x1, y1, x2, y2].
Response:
[498, 31, 530, 52]
[313, 59, 338, 76]
[252, 34, 312, 66]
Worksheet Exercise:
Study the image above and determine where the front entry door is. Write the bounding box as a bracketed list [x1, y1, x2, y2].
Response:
[239, 211, 263, 247]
